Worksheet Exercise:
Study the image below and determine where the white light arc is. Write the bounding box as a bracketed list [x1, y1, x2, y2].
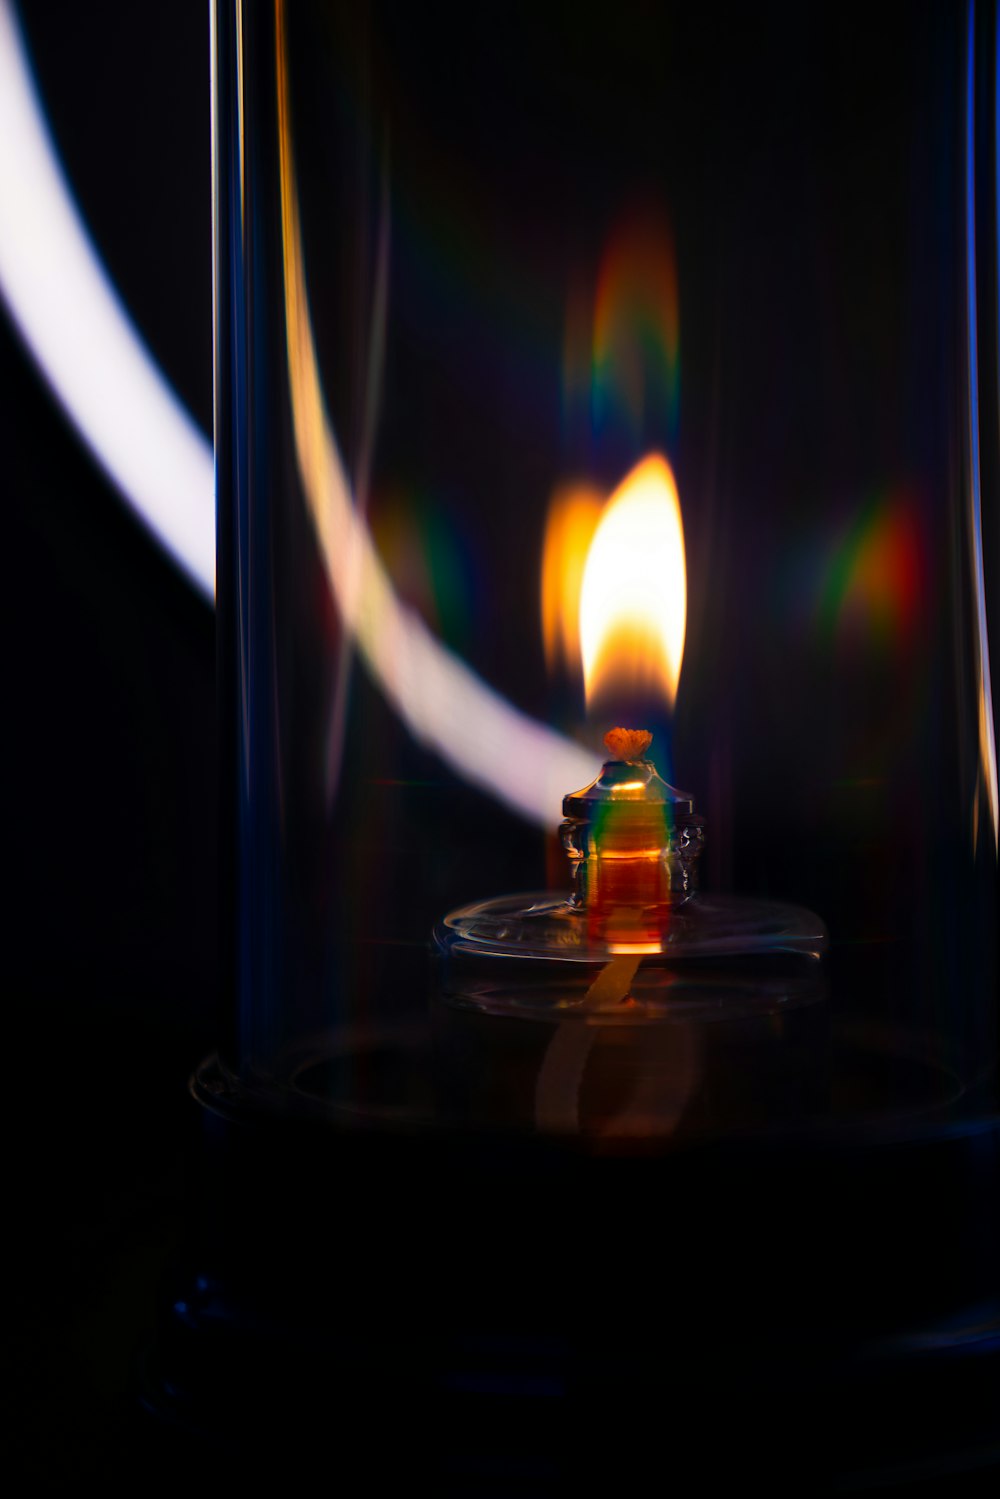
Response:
[0, 0, 594, 826]
[0, 0, 215, 598]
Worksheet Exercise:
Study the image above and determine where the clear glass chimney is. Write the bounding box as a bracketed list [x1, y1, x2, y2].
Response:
[211, 0, 997, 1147]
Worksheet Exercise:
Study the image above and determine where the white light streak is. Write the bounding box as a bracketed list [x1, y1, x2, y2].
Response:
[0, 0, 595, 826]
[274, 3, 593, 824]
[0, 0, 215, 598]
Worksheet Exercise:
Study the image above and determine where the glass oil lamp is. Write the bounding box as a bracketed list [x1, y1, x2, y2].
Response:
[436, 454, 827, 1017]
[155, 0, 1000, 1482]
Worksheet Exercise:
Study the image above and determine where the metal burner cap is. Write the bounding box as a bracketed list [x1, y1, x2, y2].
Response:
[562, 758, 695, 820]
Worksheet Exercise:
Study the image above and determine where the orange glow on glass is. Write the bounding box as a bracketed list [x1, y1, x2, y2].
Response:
[541, 483, 605, 675]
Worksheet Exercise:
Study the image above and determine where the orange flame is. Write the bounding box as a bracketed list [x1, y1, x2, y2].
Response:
[541, 482, 604, 674]
[579, 454, 686, 711]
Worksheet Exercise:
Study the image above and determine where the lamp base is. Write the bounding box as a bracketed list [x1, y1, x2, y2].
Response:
[143, 1050, 1000, 1491]
[435, 888, 827, 1017]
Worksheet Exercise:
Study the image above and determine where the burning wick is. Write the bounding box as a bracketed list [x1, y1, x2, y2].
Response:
[602, 727, 652, 762]
[561, 726, 705, 960]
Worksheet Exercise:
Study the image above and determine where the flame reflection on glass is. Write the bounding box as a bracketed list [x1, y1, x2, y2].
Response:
[579, 453, 687, 715]
[815, 493, 923, 657]
[274, 0, 594, 826]
[541, 482, 604, 677]
[591, 210, 680, 447]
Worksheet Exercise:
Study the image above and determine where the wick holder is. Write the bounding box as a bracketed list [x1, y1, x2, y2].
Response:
[435, 747, 827, 1016]
[561, 757, 705, 946]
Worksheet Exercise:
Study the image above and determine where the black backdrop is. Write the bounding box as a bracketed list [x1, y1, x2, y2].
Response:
[3, 0, 996, 1485]
[4, 3, 216, 1477]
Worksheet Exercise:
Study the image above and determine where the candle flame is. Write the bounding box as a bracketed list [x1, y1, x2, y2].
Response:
[580, 453, 686, 711]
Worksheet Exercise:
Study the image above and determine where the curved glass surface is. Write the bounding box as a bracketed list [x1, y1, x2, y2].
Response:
[214, 0, 997, 1144]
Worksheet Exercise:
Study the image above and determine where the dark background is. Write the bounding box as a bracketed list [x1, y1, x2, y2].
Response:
[3, 0, 997, 1485]
[4, 2, 216, 1477]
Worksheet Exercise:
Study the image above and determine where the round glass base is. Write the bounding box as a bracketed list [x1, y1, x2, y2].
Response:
[439, 889, 827, 963]
[435, 889, 828, 1019]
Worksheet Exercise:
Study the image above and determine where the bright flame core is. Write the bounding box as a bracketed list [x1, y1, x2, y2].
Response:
[579, 454, 686, 711]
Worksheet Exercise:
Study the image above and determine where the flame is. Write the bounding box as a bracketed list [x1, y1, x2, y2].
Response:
[541, 482, 604, 673]
[579, 454, 686, 710]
